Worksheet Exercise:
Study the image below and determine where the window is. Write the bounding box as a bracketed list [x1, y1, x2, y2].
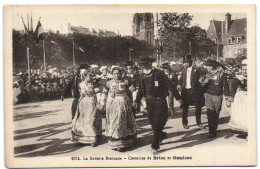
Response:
[146, 14, 151, 22]
[227, 38, 232, 44]
[235, 49, 238, 55]
[237, 49, 243, 54]
[147, 31, 152, 45]
[211, 39, 217, 44]
[237, 37, 241, 43]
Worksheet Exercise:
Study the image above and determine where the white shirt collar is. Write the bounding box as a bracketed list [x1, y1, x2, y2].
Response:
[143, 69, 152, 75]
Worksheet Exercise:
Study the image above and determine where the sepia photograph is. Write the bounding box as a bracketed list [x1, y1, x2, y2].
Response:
[4, 4, 256, 167]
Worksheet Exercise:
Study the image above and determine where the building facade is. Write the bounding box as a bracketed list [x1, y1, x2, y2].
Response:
[206, 13, 247, 58]
[68, 23, 117, 37]
[132, 13, 154, 46]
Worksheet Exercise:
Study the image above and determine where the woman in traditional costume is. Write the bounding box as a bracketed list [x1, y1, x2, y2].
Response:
[71, 70, 102, 146]
[96, 66, 112, 118]
[101, 66, 137, 151]
[228, 59, 247, 136]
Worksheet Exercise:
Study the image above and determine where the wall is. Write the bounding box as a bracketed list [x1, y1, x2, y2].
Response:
[223, 43, 247, 58]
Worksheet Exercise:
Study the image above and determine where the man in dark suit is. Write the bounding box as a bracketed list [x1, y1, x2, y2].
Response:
[61, 64, 89, 120]
[177, 54, 205, 129]
[200, 59, 229, 138]
[134, 57, 169, 154]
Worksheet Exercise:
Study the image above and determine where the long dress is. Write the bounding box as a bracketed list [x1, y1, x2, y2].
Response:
[97, 74, 111, 118]
[71, 80, 102, 144]
[228, 87, 247, 133]
[13, 87, 21, 104]
[104, 79, 136, 150]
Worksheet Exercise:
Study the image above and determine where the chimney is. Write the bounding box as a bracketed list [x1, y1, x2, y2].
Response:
[225, 13, 231, 33]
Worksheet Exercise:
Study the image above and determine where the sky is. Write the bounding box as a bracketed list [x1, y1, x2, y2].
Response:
[12, 11, 246, 36]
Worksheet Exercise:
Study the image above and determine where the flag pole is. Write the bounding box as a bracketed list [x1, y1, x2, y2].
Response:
[43, 39, 46, 71]
[156, 13, 159, 67]
[73, 40, 75, 66]
[27, 14, 29, 31]
[129, 48, 131, 61]
[31, 12, 33, 32]
[27, 47, 31, 94]
[156, 41, 159, 66]
[189, 41, 191, 54]
[160, 52, 162, 66]
[21, 15, 28, 33]
[217, 42, 219, 61]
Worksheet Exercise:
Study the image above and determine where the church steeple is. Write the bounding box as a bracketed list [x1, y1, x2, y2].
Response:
[132, 13, 154, 45]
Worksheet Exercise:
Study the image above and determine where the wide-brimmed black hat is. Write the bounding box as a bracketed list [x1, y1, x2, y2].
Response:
[204, 59, 220, 67]
[161, 62, 170, 69]
[125, 60, 134, 66]
[140, 56, 156, 64]
[78, 63, 89, 70]
[183, 54, 192, 63]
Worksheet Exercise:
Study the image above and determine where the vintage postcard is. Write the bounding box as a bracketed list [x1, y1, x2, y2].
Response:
[4, 4, 256, 167]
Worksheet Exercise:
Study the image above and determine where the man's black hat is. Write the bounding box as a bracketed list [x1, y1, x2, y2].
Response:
[140, 56, 156, 64]
[204, 59, 220, 67]
[183, 54, 192, 63]
[78, 63, 89, 70]
[161, 62, 170, 69]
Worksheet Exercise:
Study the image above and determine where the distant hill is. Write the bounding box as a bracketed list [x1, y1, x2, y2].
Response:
[13, 30, 155, 71]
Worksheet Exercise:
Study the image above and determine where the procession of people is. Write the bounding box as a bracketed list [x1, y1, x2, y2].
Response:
[13, 54, 248, 154]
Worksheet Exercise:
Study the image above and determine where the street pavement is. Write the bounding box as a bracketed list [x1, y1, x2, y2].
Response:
[13, 98, 247, 158]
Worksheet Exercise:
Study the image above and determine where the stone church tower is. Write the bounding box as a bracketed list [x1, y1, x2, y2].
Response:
[132, 13, 154, 46]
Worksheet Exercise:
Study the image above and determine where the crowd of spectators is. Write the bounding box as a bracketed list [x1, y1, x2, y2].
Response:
[12, 57, 245, 105]
[13, 65, 78, 104]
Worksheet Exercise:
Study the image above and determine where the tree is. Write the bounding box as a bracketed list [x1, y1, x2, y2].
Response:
[13, 30, 155, 70]
[158, 13, 215, 60]
[158, 13, 193, 60]
[185, 25, 216, 59]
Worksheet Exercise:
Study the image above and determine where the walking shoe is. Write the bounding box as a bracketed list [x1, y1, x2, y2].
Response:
[159, 132, 168, 144]
[208, 133, 217, 138]
[197, 124, 205, 129]
[117, 148, 125, 152]
[150, 148, 158, 155]
[183, 125, 189, 129]
[91, 143, 97, 147]
[70, 135, 77, 142]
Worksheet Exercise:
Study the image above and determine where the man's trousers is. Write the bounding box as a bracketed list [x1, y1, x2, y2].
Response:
[71, 97, 79, 120]
[181, 89, 202, 126]
[204, 93, 223, 134]
[146, 97, 168, 150]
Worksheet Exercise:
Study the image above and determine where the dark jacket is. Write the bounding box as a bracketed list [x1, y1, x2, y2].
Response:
[203, 71, 229, 96]
[178, 66, 205, 106]
[62, 74, 81, 98]
[166, 73, 180, 100]
[124, 71, 140, 89]
[136, 69, 169, 104]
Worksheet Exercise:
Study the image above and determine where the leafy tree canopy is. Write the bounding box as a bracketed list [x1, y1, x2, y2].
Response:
[158, 13, 216, 60]
[13, 30, 155, 71]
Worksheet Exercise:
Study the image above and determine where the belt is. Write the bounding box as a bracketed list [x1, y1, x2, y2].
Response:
[146, 95, 163, 100]
[114, 93, 126, 96]
[109, 92, 126, 97]
[82, 92, 95, 97]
